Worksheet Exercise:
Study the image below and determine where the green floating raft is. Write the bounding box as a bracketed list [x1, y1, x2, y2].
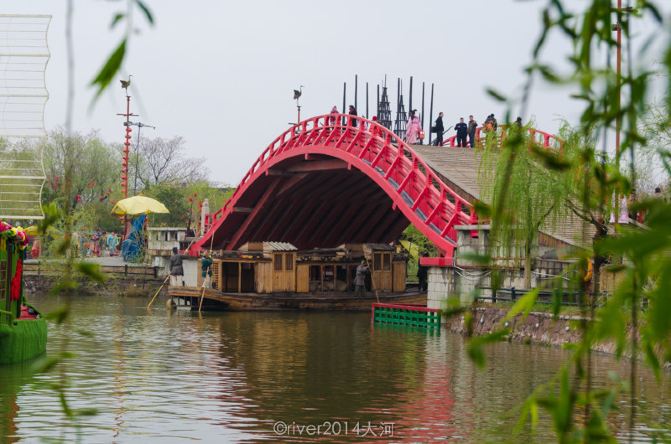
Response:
[0, 319, 47, 365]
[0, 226, 47, 365]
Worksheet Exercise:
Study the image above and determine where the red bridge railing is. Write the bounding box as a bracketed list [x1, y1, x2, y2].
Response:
[441, 125, 562, 149]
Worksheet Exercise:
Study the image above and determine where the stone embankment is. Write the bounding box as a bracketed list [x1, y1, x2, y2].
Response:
[444, 306, 620, 355]
[24, 273, 164, 297]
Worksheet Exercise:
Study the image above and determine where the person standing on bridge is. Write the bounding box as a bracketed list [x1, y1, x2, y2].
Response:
[483, 114, 494, 132]
[371, 115, 380, 137]
[432, 112, 444, 146]
[468, 115, 478, 147]
[329, 106, 339, 126]
[406, 110, 423, 144]
[455, 117, 468, 147]
[348, 105, 358, 127]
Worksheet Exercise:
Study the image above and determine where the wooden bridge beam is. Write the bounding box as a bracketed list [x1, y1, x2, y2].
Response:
[226, 177, 280, 250]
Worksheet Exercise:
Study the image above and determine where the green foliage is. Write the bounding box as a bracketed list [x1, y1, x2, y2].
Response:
[34, 0, 155, 425]
[144, 181, 234, 228]
[479, 124, 574, 287]
[400, 225, 436, 281]
[503, 287, 539, 322]
[90, 0, 154, 101]
[90, 39, 126, 101]
[462, 1, 671, 442]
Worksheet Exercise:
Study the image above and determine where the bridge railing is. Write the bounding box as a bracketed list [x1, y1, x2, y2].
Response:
[201, 113, 477, 254]
[441, 125, 563, 149]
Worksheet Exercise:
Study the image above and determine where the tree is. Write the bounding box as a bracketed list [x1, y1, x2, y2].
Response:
[143, 181, 234, 228]
[467, 1, 671, 441]
[136, 136, 208, 187]
[478, 124, 571, 288]
[41, 129, 120, 208]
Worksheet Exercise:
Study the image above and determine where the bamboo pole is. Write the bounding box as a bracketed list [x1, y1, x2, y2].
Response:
[342, 82, 346, 125]
[363, 256, 379, 303]
[354, 74, 358, 112]
[198, 286, 206, 312]
[198, 226, 216, 313]
[365, 82, 369, 119]
[428, 83, 434, 145]
[421, 82, 425, 145]
[409, 76, 413, 116]
[147, 275, 170, 309]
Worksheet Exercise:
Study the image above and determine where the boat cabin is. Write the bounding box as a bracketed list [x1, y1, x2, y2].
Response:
[197, 242, 406, 295]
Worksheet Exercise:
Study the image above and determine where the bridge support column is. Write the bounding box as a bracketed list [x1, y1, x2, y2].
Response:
[426, 224, 490, 314]
[427, 266, 483, 311]
[427, 267, 457, 310]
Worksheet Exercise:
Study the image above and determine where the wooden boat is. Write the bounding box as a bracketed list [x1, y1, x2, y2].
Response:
[169, 286, 426, 311]
[169, 242, 426, 311]
[0, 223, 47, 365]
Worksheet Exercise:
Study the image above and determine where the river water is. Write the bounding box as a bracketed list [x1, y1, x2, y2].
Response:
[0, 293, 669, 443]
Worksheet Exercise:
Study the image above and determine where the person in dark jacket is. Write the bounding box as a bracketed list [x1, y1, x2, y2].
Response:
[468, 115, 478, 147]
[432, 112, 445, 146]
[417, 251, 428, 292]
[455, 117, 468, 147]
[348, 105, 358, 127]
[169, 247, 184, 286]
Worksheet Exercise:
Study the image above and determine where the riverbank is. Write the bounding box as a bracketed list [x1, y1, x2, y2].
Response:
[444, 306, 616, 353]
[24, 274, 164, 297]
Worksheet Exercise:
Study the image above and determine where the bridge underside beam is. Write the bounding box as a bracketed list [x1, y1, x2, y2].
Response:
[215, 159, 410, 251]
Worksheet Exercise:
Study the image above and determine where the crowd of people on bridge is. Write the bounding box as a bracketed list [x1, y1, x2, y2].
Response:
[329, 105, 523, 148]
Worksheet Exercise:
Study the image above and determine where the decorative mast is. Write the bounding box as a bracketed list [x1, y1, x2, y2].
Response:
[117, 75, 137, 199]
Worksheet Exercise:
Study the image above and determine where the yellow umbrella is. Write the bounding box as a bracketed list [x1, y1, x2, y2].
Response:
[111, 196, 170, 216]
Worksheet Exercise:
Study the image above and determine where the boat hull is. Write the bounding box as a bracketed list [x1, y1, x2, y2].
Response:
[168, 287, 426, 311]
[0, 319, 48, 365]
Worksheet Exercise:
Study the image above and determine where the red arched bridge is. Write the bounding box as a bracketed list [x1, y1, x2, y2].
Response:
[191, 114, 561, 264]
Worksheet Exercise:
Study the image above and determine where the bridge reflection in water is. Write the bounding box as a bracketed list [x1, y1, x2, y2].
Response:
[1, 294, 670, 442]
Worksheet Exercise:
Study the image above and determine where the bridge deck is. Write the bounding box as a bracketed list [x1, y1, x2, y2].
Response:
[412, 144, 592, 248]
[412, 146, 483, 203]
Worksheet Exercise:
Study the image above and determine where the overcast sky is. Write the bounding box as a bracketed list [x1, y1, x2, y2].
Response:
[6, 1, 670, 185]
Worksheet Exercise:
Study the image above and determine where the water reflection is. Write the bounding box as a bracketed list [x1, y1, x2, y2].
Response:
[0, 362, 34, 442]
[0, 294, 668, 443]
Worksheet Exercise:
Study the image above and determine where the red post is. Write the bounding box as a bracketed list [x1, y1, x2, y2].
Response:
[121, 95, 131, 198]
[117, 91, 138, 237]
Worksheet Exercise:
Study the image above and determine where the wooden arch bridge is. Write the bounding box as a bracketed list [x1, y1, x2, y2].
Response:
[190, 114, 562, 264]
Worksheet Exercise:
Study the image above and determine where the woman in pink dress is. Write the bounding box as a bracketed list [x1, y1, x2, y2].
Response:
[405, 109, 423, 144]
[328, 106, 339, 126]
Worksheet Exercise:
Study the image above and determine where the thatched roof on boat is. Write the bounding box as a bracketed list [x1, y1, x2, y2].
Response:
[238, 241, 297, 252]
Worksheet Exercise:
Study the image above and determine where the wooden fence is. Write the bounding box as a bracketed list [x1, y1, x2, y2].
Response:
[23, 262, 161, 280]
